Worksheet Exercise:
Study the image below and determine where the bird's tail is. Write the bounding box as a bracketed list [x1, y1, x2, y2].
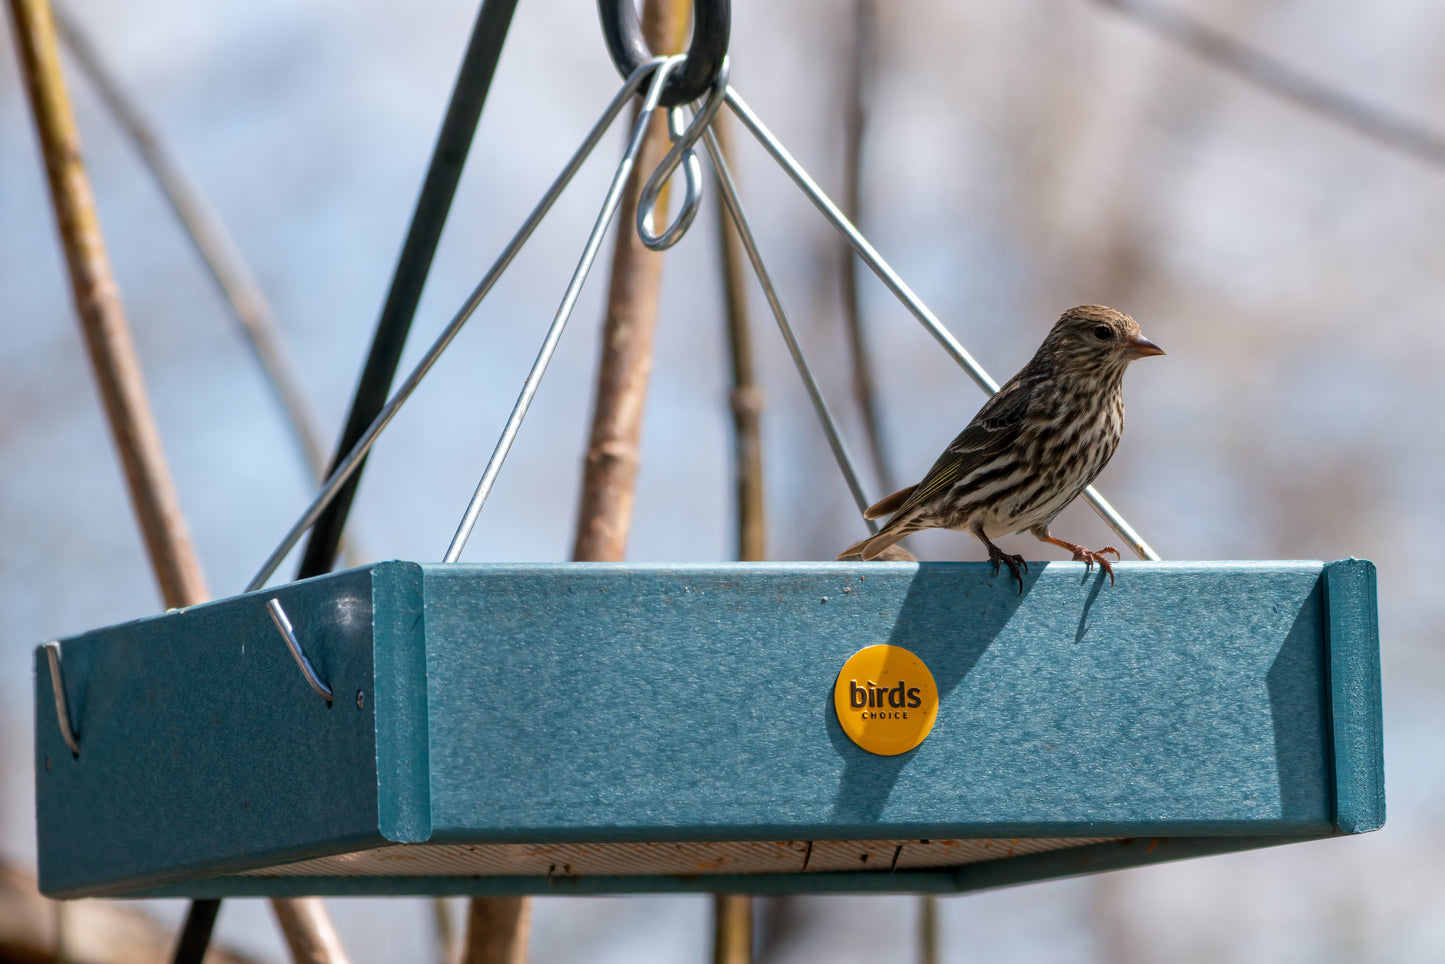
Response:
[837, 515, 922, 561]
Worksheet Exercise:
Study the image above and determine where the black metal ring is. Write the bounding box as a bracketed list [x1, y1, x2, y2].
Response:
[598, 0, 730, 107]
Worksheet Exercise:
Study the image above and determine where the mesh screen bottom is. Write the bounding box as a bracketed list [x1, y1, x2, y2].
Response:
[237, 837, 1116, 878]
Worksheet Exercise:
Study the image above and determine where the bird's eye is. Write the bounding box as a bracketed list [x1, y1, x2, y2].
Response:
[1093, 325, 1113, 341]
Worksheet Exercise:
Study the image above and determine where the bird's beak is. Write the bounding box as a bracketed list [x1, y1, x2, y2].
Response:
[1125, 335, 1165, 359]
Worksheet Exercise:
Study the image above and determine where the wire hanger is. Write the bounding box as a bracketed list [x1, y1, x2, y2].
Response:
[245, 0, 1155, 592]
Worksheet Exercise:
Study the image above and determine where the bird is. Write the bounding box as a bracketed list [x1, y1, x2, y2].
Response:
[838, 305, 1163, 591]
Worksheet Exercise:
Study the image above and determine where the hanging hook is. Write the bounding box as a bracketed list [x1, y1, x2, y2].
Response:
[636, 58, 729, 251]
[43, 641, 81, 757]
[266, 599, 334, 703]
[598, 0, 730, 108]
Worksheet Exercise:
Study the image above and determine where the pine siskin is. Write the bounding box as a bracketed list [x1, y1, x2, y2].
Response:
[838, 305, 1163, 590]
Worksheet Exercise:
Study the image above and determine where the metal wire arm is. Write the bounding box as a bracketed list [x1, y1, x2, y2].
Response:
[249, 42, 1156, 583]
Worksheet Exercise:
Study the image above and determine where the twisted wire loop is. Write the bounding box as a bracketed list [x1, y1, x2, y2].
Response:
[636, 106, 705, 250]
[599, 0, 730, 107]
[247, 37, 1155, 584]
[245, 56, 673, 591]
[637, 59, 731, 250]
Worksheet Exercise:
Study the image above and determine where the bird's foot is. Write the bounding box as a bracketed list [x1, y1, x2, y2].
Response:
[986, 543, 1029, 595]
[1070, 545, 1120, 586]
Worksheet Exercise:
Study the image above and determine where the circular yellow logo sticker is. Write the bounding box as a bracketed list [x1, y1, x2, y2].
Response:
[833, 644, 939, 755]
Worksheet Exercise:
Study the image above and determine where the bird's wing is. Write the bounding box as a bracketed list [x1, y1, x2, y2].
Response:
[896, 375, 1040, 512]
[864, 484, 917, 519]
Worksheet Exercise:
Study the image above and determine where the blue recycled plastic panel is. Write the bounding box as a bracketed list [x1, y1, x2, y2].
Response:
[33, 560, 1383, 898]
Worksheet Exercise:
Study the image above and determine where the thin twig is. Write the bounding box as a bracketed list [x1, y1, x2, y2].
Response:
[52, 4, 330, 481]
[713, 113, 765, 563]
[712, 894, 753, 964]
[460, 0, 688, 959]
[8, 0, 208, 609]
[460, 899, 529, 964]
[569, 0, 690, 562]
[1093, 0, 1445, 169]
[269, 899, 351, 964]
[0, 859, 260, 963]
[433, 898, 457, 964]
[918, 893, 937, 964]
[711, 113, 760, 964]
[7, 3, 348, 961]
[839, 0, 894, 495]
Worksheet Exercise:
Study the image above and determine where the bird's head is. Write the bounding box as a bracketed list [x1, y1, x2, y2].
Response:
[1042, 305, 1164, 377]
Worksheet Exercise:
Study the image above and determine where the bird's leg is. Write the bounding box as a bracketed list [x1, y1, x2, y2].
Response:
[1030, 525, 1120, 586]
[971, 523, 1027, 594]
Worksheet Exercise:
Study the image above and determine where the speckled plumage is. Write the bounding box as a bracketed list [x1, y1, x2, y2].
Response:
[839, 305, 1163, 588]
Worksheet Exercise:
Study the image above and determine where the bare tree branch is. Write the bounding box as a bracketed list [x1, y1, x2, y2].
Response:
[1093, 0, 1445, 169]
[714, 113, 766, 564]
[53, 3, 332, 482]
[8, 3, 349, 960]
[839, 0, 894, 494]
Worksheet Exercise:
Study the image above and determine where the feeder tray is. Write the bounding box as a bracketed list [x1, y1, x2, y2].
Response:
[35, 558, 1382, 898]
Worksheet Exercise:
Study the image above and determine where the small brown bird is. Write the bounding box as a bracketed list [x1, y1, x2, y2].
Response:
[838, 305, 1163, 590]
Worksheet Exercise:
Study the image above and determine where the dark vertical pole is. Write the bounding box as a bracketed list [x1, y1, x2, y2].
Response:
[297, 0, 521, 578]
[170, 900, 221, 964]
[175, 3, 521, 959]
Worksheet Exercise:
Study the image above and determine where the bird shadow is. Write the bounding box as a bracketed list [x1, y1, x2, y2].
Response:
[824, 562, 1039, 830]
[819, 560, 1333, 840]
[1265, 582, 1332, 825]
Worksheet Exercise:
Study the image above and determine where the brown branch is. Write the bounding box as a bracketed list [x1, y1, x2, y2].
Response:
[53, 3, 332, 485]
[712, 894, 753, 964]
[713, 113, 765, 563]
[839, 0, 894, 494]
[7, 2, 348, 960]
[569, 0, 691, 562]
[459, 0, 693, 960]
[433, 898, 457, 964]
[711, 115, 761, 963]
[9, 0, 209, 609]
[270, 899, 351, 964]
[918, 893, 937, 964]
[1093, 0, 1445, 170]
[460, 898, 530, 964]
[0, 860, 258, 964]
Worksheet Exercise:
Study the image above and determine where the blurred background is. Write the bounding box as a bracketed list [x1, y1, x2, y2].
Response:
[1, 0, 1440, 960]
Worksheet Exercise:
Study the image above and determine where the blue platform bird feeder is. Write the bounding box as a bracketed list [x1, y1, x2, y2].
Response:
[29, 11, 1384, 904]
[34, 557, 1382, 899]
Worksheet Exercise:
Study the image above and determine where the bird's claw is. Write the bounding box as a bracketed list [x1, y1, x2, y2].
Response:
[987, 545, 1029, 595]
[1072, 545, 1118, 586]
